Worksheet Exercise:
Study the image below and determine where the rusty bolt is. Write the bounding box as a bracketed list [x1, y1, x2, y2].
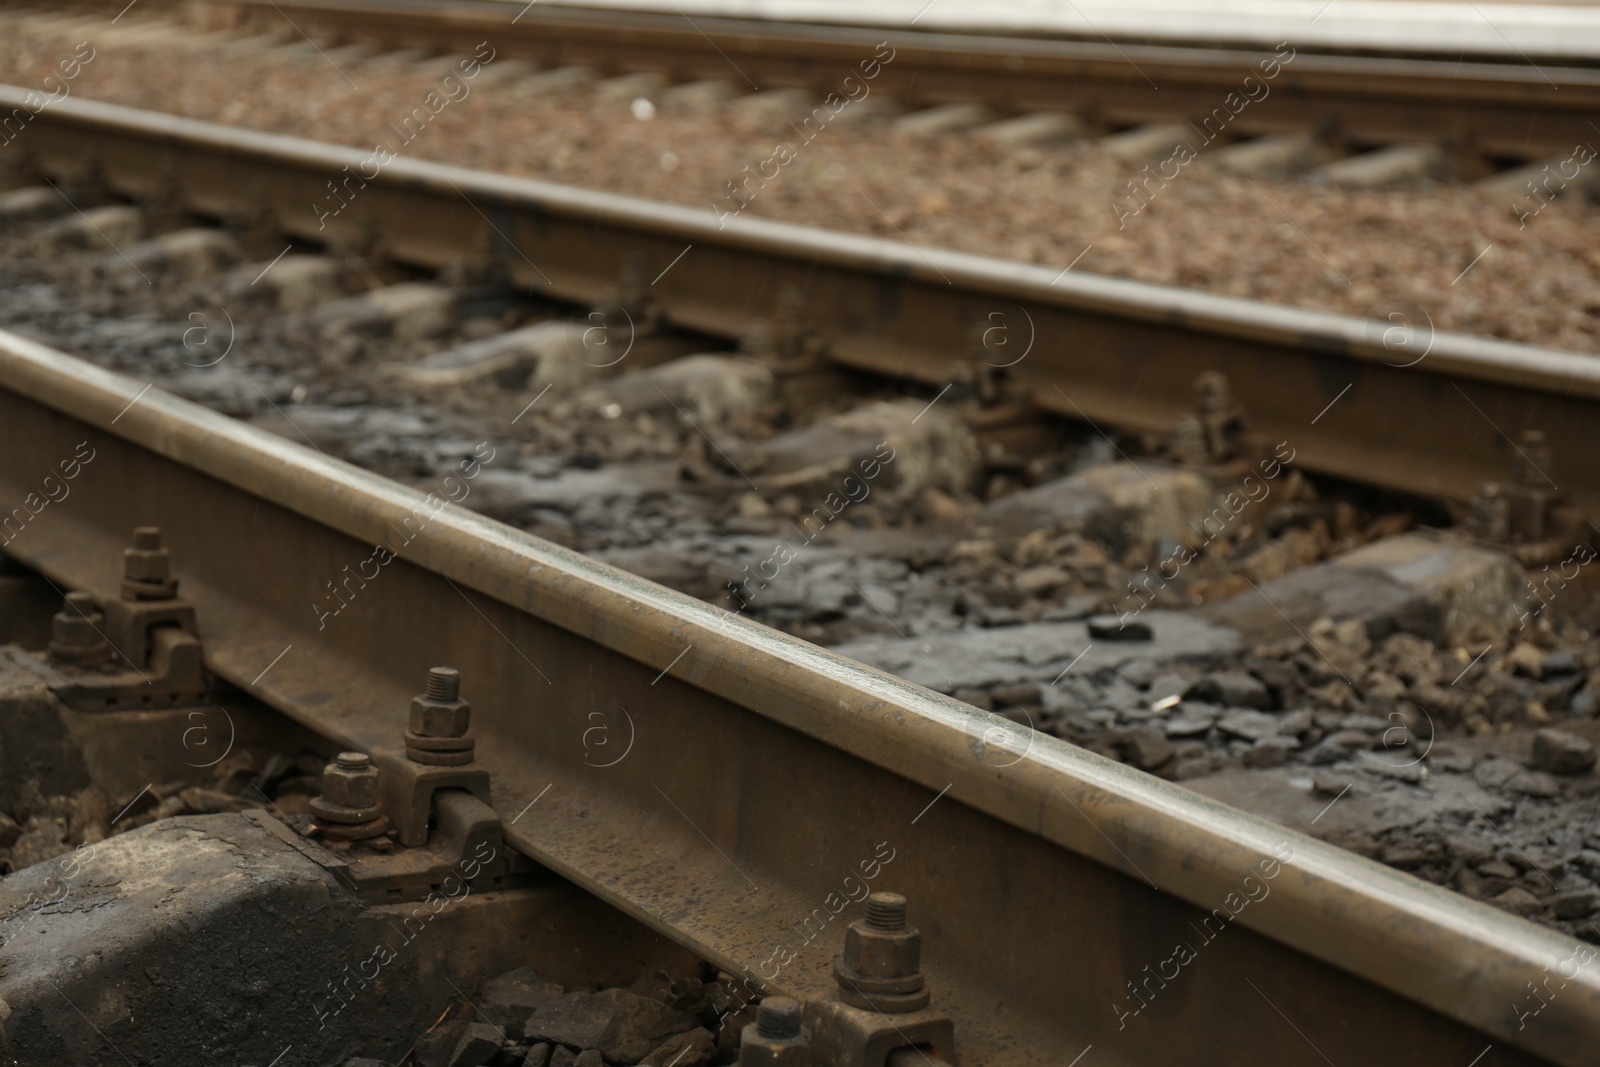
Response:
[124, 527, 170, 583]
[410, 666, 470, 737]
[739, 997, 810, 1067]
[121, 526, 178, 600]
[834, 892, 929, 1013]
[426, 666, 459, 701]
[47, 592, 110, 666]
[310, 751, 389, 840]
[319, 752, 380, 811]
[405, 666, 476, 765]
[843, 893, 921, 979]
[758, 998, 802, 1039]
[867, 894, 906, 931]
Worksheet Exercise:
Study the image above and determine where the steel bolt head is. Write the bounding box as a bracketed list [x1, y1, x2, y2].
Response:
[321, 752, 380, 809]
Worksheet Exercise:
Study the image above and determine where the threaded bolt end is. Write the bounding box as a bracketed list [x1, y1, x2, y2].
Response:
[64, 591, 96, 617]
[426, 666, 460, 701]
[756, 997, 801, 1040]
[132, 527, 162, 551]
[866, 892, 907, 931]
[335, 752, 370, 770]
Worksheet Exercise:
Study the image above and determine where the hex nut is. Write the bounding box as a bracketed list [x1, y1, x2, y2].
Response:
[835, 898, 928, 1010]
[123, 547, 170, 583]
[406, 669, 475, 764]
[842, 921, 922, 980]
[739, 1031, 812, 1067]
[740, 997, 811, 1067]
[48, 592, 109, 666]
[52, 611, 95, 639]
[52, 594, 101, 644]
[410, 695, 471, 737]
[121, 528, 178, 600]
[320, 754, 380, 809]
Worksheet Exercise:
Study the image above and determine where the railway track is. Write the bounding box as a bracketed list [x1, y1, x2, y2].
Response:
[2, 32, 1600, 1067]
[1, 318, 1598, 1067]
[466, 0, 1600, 64]
[41, 0, 1600, 189]
[3, 84, 1595, 525]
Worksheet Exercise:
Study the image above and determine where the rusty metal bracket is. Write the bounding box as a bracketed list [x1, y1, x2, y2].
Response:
[374, 752, 492, 848]
[50, 623, 208, 711]
[802, 894, 959, 1067]
[370, 665, 494, 846]
[803, 995, 957, 1067]
[48, 528, 209, 711]
[246, 789, 538, 904]
[1170, 370, 1247, 468]
[1467, 429, 1588, 563]
[257, 722, 523, 902]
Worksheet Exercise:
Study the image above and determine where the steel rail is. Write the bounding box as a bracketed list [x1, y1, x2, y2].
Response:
[184, 0, 1600, 159]
[6, 88, 1599, 524]
[0, 326, 1594, 1064]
